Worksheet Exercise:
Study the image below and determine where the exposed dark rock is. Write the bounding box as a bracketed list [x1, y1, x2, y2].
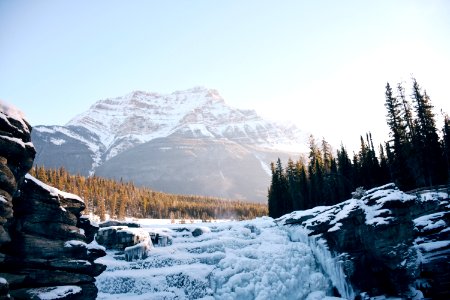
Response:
[191, 227, 210, 237]
[0, 108, 105, 299]
[280, 183, 450, 298]
[77, 216, 99, 244]
[96, 226, 150, 250]
[99, 220, 140, 228]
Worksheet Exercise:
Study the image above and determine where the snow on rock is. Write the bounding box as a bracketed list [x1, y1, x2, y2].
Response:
[64, 240, 88, 248]
[279, 183, 450, 299]
[124, 241, 153, 261]
[414, 212, 447, 232]
[27, 285, 82, 300]
[0, 100, 29, 134]
[96, 226, 152, 251]
[415, 240, 450, 252]
[96, 217, 345, 300]
[25, 173, 84, 203]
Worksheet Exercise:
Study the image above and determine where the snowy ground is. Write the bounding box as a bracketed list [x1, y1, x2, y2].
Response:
[95, 217, 347, 300]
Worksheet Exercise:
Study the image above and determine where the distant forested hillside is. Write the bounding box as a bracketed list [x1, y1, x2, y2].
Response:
[30, 166, 267, 221]
[268, 78, 450, 218]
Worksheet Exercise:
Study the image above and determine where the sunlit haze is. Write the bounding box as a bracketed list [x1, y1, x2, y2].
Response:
[1, 0, 449, 152]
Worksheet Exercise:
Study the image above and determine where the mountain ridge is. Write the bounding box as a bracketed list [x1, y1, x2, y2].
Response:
[32, 87, 307, 201]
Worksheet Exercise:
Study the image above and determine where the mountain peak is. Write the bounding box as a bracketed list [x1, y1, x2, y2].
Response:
[64, 87, 305, 162]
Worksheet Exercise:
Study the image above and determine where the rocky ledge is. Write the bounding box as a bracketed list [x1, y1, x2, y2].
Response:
[279, 183, 450, 299]
[0, 106, 105, 300]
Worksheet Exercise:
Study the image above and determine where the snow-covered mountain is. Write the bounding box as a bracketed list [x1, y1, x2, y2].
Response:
[32, 87, 307, 201]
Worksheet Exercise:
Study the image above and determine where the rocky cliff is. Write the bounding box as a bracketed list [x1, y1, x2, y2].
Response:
[0, 106, 105, 299]
[279, 183, 450, 299]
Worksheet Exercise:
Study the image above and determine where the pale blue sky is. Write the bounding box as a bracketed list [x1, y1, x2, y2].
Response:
[1, 0, 449, 151]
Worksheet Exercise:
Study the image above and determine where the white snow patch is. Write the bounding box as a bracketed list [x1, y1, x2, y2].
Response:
[25, 174, 84, 203]
[0, 277, 6, 284]
[27, 285, 82, 300]
[87, 239, 106, 251]
[414, 212, 447, 232]
[35, 126, 56, 134]
[254, 153, 272, 176]
[68, 260, 91, 266]
[50, 137, 66, 145]
[64, 240, 87, 248]
[416, 240, 450, 252]
[0, 100, 29, 132]
[0, 135, 34, 150]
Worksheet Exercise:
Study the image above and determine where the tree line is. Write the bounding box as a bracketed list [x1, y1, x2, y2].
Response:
[268, 78, 450, 218]
[30, 166, 268, 221]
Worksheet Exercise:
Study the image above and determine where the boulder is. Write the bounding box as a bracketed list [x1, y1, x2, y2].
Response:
[96, 226, 150, 250]
[191, 227, 211, 237]
[99, 220, 140, 228]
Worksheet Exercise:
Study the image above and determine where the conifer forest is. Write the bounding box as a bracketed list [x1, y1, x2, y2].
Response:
[268, 78, 450, 218]
[30, 166, 268, 221]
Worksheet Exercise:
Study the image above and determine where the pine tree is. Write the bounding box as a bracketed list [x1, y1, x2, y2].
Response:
[411, 78, 446, 186]
[296, 160, 309, 210]
[443, 115, 450, 183]
[268, 162, 279, 218]
[286, 158, 300, 211]
[336, 144, 353, 199]
[378, 144, 391, 184]
[385, 82, 415, 189]
[397, 82, 415, 141]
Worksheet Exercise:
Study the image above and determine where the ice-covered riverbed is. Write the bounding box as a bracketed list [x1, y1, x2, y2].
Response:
[95, 217, 348, 300]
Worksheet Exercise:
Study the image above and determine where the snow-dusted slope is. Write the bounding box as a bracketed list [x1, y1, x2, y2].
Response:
[67, 87, 305, 161]
[32, 87, 307, 201]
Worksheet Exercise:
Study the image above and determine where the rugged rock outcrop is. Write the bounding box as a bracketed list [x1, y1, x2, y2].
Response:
[0, 107, 105, 299]
[96, 226, 149, 250]
[279, 183, 450, 299]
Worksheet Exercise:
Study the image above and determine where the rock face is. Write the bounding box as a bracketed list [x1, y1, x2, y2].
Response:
[279, 183, 450, 298]
[96, 226, 149, 250]
[0, 109, 35, 248]
[0, 107, 105, 299]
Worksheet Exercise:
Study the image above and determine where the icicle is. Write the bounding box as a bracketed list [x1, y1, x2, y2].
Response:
[124, 240, 153, 261]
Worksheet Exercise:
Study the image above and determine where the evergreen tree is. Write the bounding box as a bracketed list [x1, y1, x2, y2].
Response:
[397, 82, 415, 141]
[443, 115, 450, 182]
[296, 160, 309, 210]
[267, 159, 292, 218]
[378, 144, 391, 184]
[385, 82, 415, 189]
[411, 78, 446, 186]
[268, 162, 278, 218]
[286, 158, 300, 211]
[336, 144, 353, 199]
